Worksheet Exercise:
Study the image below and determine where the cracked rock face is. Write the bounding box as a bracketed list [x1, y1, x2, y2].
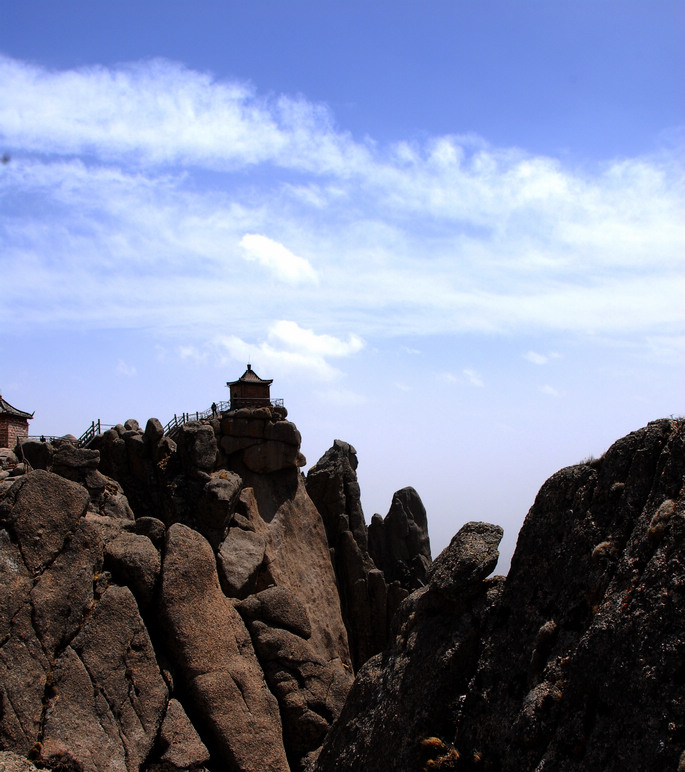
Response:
[315, 419, 685, 772]
[0, 408, 355, 771]
[3, 410, 680, 772]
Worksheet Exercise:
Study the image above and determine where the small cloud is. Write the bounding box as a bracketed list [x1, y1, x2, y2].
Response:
[463, 368, 484, 387]
[178, 345, 207, 363]
[240, 234, 318, 285]
[540, 384, 563, 397]
[403, 346, 421, 355]
[438, 372, 459, 383]
[394, 382, 412, 392]
[116, 359, 136, 377]
[524, 351, 549, 365]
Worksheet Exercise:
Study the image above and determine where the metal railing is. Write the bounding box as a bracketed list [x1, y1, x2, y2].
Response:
[163, 400, 231, 438]
[19, 397, 286, 449]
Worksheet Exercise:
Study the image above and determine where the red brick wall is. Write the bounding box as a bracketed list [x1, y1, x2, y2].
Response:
[0, 416, 29, 448]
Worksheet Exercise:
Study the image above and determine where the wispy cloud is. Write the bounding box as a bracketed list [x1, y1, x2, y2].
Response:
[213, 321, 364, 381]
[116, 359, 136, 377]
[240, 234, 318, 284]
[463, 369, 485, 387]
[524, 351, 549, 365]
[1, 54, 683, 369]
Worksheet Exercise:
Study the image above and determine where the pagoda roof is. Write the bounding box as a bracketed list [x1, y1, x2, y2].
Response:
[0, 396, 34, 419]
[226, 364, 273, 387]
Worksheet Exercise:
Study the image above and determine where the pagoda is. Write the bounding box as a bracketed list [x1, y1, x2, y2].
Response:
[226, 364, 273, 410]
[0, 395, 34, 448]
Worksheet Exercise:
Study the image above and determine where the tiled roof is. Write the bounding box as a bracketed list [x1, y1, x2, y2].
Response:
[227, 364, 273, 387]
[0, 396, 34, 419]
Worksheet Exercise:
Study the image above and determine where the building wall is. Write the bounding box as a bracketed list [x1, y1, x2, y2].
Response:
[230, 382, 271, 408]
[0, 416, 29, 449]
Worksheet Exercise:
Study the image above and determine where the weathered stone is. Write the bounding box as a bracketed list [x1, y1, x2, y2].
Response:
[130, 515, 166, 545]
[16, 439, 52, 471]
[104, 531, 160, 608]
[217, 527, 267, 598]
[220, 434, 260, 455]
[305, 442, 410, 671]
[197, 471, 242, 531]
[427, 520, 502, 600]
[368, 486, 432, 589]
[316, 419, 685, 772]
[242, 439, 301, 473]
[0, 449, 19, 469]
[237, 586, 312, 640]
[159, 524, 289, 771]
[0, 751, 41, 771]
[263, 420, 301, 445]
[0, 532, 48, 755]
[176, 423, 216, 475]
[244, 619, 352, 768]
[30, 519, 103, 656]
[156, 698, 210, 769]
[52, 443, 100, 479]
[144, 417, 164, 445]
[41, 585, 168, 772]
[0, 470, 89, 574]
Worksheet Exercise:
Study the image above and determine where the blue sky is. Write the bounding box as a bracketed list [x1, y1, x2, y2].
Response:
[1, 1, 683, 571]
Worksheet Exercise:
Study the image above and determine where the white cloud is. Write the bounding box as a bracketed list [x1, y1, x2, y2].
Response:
[240, 234, 318, 284]
[0, 54, 683, 360]
[213, 321, 365, 381]
[0, 55, 370, 174]
[463, 369, 484, 387]
[116, 359, 136, 377]
[524, 351, 549, 365]
[540, 384, 564, 397]
[268, 320, 364, 357]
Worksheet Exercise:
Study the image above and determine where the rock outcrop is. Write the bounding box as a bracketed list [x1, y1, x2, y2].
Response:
[0, 407, 353, 771]
[306, 441, 431, 670]
[315, 418, 685, 771]
[2, 412, 683, 771]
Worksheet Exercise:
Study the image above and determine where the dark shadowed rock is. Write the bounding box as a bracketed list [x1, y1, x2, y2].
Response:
[176, 423, 217, 476]
[427, 520, 502, 600]
[316, 419, 685, 772]
[237, 585, 312, 640]
[368, 486, 432, 589]
[237, 608, 352, 770]
[306, 442, 418, 671]
[130, 515, 166, 545]
[16, 439, 53, 471]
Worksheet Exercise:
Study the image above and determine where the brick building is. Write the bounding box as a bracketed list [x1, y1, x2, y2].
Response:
[0, 395, 34, 448]
[226, 364, 273, 409]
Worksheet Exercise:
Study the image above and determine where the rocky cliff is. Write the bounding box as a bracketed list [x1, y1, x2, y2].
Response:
[0, 407, 429, 771]
[1, 416, 683, 771]
[315, 418, 685, 771]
